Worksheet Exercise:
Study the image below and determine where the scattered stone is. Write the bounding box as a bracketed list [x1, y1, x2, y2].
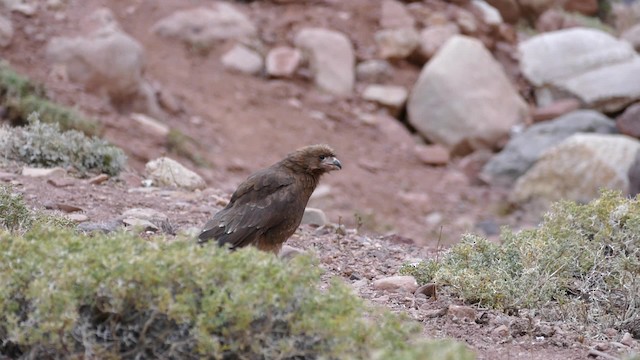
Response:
[380, 0, 415, 29]
[512, 133, 640, 206]
[122, 218, 159, 232]
[408, 35, 528, 155]
[131, 113, 169, 137]
[622, 24, 640, 52]
[355, 59, 393, 83]
[373, 275, 419, 293]
[145, 157, 206, 191]
[221, 44, 263, 75]
[66, 213, 88, 223]
[46, 177, 75, 188]
[45, 202, 83, 213]
[532, 98, 581, 122]
[0, 14, 13, 47]
[266, 46, 302, 77]
[77, 220, 122, 234]
[22, 167, 66, 178]
[447, 305, 476, 322]
[617, 103, 640, 139]
[301, 207, 327, 226]
[279, 245, 305, 260]
[472, 0, 503, 26]
[417, 24, 460, 61]
[621, 332, 634, 347]
[122, 207, 173, 234]
[481, 110, 616, 185]
[491, 324, 510, 338]
[152, 4, 256, 49]
[414, 144, 450, 166]
[414, 283, 437, 298]
[294, 27, 355, 96]
[374, 27, 420, 59]
[88, 174, 110, 185]
[362, 85, 408, 116]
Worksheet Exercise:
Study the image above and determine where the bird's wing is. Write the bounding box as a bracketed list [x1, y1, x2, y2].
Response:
[198, 168, 295, 249]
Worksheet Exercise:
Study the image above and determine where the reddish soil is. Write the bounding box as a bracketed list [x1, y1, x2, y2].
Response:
[1, 0, 637, 359]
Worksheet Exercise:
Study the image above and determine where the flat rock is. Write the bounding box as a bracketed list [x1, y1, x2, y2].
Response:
[152, 4, 256, 49]
[22, 167, 66, 177]
[266, 46, 301, 77]
[362, 85, 408, 116]
[88, 174, 110, 185]
[374, 27, 420, 59]
[531, 98, 580, 122]
[408, 35, 528, 155]
[221, 44, 263, 75]
[145, 157, 206, 191]
[294, 27, 354, 96]
[77, 220, 122, 234]
[373, 275, 418, 293]
[131, 113, 169, 138]
[481, 110, 617, 185]
[301, 207, 327, 226]
[512, 133, 640, 205]
[355, 59, 393, 83]
[66, 213, 88, 223]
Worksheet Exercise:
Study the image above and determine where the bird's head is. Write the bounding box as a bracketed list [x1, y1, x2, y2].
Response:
[285, 144, 342, 175]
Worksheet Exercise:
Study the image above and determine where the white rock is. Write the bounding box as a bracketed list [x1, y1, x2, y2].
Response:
[407, 35, 528, 155]
[622, 23, 640, 52]
[294, 27, 355, 96]
[145, 157, 206, 191]
[265, 46, 301, 77]
[152, 4, 256, 48]
[375, 27, 420, 59]
[417, 23, 459, 60]
[519, 28, 635, 87]
[0, 14, 13, 47]
[301, 207, 327, 226]
[22, 167, 66, 177]
[131, 113, 169, 137]
[512, 134, 640, 205]
[472, 0, 503, 25]
[373, 275, 419, 293]
[221, 44, 263, 75]
[362, 84, 408, 116]
[355, 59, 393, 82]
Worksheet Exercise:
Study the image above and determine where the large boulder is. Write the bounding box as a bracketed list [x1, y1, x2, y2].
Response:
[407, 35, 528, 155]
[152, 4, 256, 49]
[519, 28, 640, 112]
[481, 110, 617, 185]
[294, 28, 354, 96]
[512, 133, 640, 205]
[46, 8, 160, 116]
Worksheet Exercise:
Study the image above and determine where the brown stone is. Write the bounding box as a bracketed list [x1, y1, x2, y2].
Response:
[373, 275, 419, 293]
[563, 0, 598, 16]
[486, 0, 521, 23]
[414, 144, 450, 166]
[532, 98, 581, 122]
[447, 305, 476, 322]
[616, 103, 640, 139]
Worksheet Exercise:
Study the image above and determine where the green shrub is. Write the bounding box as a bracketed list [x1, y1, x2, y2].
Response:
[0, 228, 474, 359]
[0, 61, 101, 136]
[0, 114, 126, 176]
[401, 190, 640, 336]
[0, 184, 72, 233]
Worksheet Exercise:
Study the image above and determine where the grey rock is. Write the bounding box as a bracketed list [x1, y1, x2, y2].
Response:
[294, 28, 355, 96]
[76, 220, 122, 234]
[301, 207, 327, 226]
[221, 44, 263, 75]
[373, 275, 419, 293]
[121, 207, 173, 234]
[481, 110, 617, 185]
[355, 59, 393, 83]
[512, 133, 640, 206]
[408, 35, 528, 155]
[362, 85, 408, 116]
[374, 27, 420, 59]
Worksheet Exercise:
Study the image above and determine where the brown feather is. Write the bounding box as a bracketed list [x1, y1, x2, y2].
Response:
[198, 144, 341, 254]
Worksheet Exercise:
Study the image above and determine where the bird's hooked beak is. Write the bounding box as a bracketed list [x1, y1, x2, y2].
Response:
[322, 156, 342, 171]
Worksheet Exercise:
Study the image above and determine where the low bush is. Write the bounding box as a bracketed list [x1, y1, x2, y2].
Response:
[0, 184, 72, 233]
[401, 191, 640, 337]
[0, 61, 101, 136]
[0, 225, 473, 359]
[0, 114, 126, 176]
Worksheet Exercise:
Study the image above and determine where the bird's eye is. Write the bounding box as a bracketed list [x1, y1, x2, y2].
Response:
[319, 155, 326, 160]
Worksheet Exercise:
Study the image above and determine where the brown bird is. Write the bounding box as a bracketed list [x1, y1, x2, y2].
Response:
[198, 144, 342, 253]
